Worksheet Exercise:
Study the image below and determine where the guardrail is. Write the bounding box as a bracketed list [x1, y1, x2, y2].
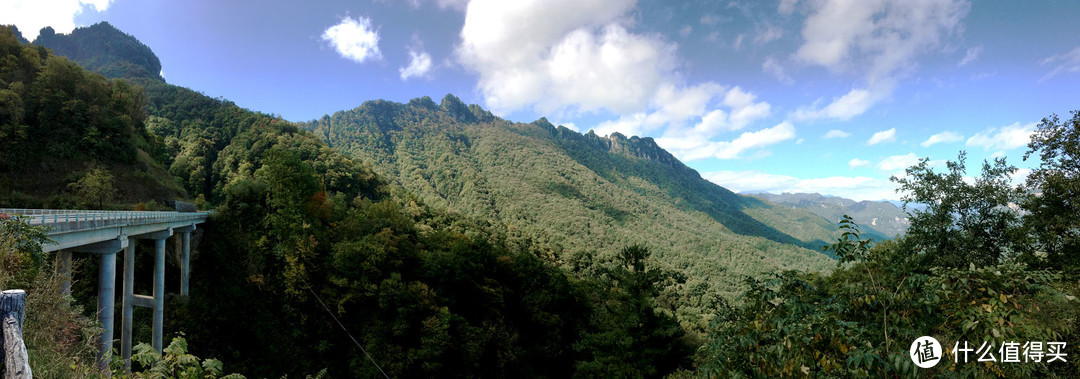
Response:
[0, 209, 210, 228]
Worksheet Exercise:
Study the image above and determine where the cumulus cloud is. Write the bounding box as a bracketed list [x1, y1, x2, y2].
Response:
[966, 122, 1036, 151]
[456, 0, 658, 115]
[958, 45, 982, 66]
[399, 43, 432, 79]
[1040, 46, 1080, 82]
[823, 129, 851, 139]
[0, 0, 113, 41]
[322, 16, 382, 64]
[867, 128, 896, 146]
[791, 0, 969, 120]
[703, 170, 900, 201]
[848, 158, 869, 168]
[920, 131, 963, 147]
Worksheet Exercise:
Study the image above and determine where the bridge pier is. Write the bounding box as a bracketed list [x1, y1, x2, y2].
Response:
[176, 225, 195, 297]
[0, 209, 208, 372]
[58, 249, 72, 296]
[78, 236, 128, 376]
[121, 239, 135, 373]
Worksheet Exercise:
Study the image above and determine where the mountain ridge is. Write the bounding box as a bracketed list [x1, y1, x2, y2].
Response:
[748, 191, 910, 237]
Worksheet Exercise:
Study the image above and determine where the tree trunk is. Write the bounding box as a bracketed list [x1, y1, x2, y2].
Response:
[1, 289, 31, 379]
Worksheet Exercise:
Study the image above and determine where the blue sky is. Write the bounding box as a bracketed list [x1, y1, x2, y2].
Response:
[4, 0, 1080, 200]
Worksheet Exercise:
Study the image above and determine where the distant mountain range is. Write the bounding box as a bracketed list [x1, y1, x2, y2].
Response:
[747, 192, 911, 237]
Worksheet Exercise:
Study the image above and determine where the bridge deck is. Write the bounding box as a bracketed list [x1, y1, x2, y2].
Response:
[0, 208, 210, 252]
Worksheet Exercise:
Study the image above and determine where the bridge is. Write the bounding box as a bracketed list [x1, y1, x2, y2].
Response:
[0, 208, 210, 373]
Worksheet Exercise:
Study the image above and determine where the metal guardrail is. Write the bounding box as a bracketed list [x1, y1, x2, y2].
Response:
[0, 209, 210, 231]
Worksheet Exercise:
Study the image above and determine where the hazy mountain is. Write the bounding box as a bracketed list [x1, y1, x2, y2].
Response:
[749, 192, 910, 237]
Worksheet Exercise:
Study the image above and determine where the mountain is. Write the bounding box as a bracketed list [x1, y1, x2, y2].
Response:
[302, 95, 841, 302]
[33, 22, 162, 80]
[749, 192, 910, 237]
[0, 26, 183, 208]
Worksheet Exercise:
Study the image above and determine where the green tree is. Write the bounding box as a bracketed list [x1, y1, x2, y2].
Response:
[574, 245, 692, 377]
[70, 166, 116, 209]
[891, 151, 1024, 269]
[1022, 111, 1080, 277]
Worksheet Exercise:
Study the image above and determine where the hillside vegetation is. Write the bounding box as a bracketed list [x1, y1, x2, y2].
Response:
[5, 22, 1079, 378]
[303, 97, 837, 305]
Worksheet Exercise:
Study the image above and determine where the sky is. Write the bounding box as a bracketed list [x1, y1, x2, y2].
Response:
[4, 0, 1080, 201]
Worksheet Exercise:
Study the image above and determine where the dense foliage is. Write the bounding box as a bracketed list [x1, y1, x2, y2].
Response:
[7, 22, 1079, 378]
[5, 25, 697, 376]
[0, 26, 184, 208]
[701, 132, 1080, 376]
[302, 96, 838, 336]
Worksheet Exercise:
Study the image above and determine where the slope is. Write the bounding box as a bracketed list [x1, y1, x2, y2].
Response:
[304, 95, 837, 303]
[15, 23, 701, 376]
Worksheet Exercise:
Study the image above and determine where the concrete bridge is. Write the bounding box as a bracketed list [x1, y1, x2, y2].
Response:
[0, 208, 210, 373]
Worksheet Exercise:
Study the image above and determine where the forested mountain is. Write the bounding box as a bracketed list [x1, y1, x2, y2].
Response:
[33, 22, 162, 80]
[303, 96, 840, 302]
[749, 192, 910, 237]
[3, 24, 698, 376]
[0, 25, 183, 209]
[6, 22, 1078, 378]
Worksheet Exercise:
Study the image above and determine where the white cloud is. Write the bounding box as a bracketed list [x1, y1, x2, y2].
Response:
[592, 83, 772, 151]
[966, 122, 1036, 151]
[792, 86, 886, 121]
[399, 46, 433, 80]
[657, 121, 795, 161]
[920, 131, 963, 147]
[1040, 46, 1080, 82]
[457, 0, 668, 115]
[0, 0, 113, 41]
[867, 128, 896, 146]
[762, 57, 794, 85]
[791, 0, 969, 120]
[848, 158, 869, 168]
[823, 129, 851, 139]
[322, 16, 382, 64]
[958, 45, 982, 66]
[877, 152, 920, 172]
[702, 170, 901, 201]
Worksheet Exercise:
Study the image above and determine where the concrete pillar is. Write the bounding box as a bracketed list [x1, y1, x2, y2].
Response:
[58, 249, 72, 296]
[121, 240, 134, 372]
[81, 236, 126, 376]
[97, 251, 116, 374]
[180, 231, 190, 296]
[153, 237, 165, 352]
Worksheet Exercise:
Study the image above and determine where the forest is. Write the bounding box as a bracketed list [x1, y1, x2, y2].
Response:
[2, 22, 1079, 377]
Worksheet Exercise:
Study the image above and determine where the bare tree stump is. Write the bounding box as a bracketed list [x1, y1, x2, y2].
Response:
[1, 289, 31, 379]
